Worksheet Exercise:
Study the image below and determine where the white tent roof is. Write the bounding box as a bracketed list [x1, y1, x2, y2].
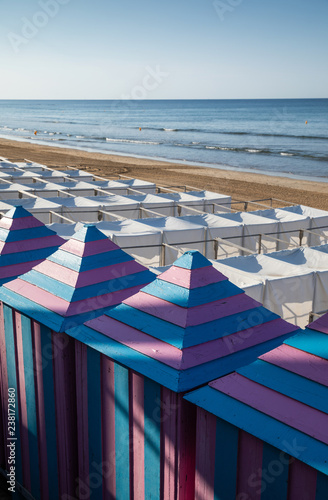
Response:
[0, 183, 33, 192]
[215, 252, 315, 327]
[158, 192, 204, 204]
[118, 178, 156, 188]
[0, 161, 19, 169]
[46, 222, 81, 239]
[63, 170, 94, 180]
[125, 193, 174, 206]
[251, 207, 311, 226]
[46, 196, 101, 208]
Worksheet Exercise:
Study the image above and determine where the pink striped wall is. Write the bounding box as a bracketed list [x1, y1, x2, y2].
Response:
[14, 311, 31, 491]
[0, 302, 8, 467]
[130, 372, 145, 500]
[236, 431, 263, 500]
[31, 321, 49, 500]
[194, 408, 216, 500]
[101, 356, 116, 500]
[52, 332, 78, 498]
[75, 341, 89, 496]
[287, 459, 317, 500]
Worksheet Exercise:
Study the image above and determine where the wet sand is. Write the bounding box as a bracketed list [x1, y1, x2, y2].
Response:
[1, 137, 328, 210]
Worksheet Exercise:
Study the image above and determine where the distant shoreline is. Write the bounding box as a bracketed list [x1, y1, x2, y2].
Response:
[1, 137, 328, 210]
[1, 132, 327, 185]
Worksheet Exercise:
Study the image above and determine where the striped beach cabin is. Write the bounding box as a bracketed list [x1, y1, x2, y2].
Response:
[0, 206, 64, 286]
[0, 223, 154, 499]
[185, 315, 328, 500]
[62, 250, 299, 499]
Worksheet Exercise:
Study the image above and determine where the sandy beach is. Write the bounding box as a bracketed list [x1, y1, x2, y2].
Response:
[1, 137, 328, 210]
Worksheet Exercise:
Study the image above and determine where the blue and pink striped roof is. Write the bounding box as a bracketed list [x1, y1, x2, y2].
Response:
[0, 224, 155, 332]
[0, 206, 64, 285]
[67, 250, 299, 392]
[185, 318, 328, 474]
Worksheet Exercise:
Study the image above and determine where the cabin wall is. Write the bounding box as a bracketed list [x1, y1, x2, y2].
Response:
[0, 305, 197, 500]
[194, 406, 328, 500]
[1, 301, 326, 500]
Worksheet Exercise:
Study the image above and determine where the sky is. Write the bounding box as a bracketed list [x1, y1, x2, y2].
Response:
[0, 0, 327, 99]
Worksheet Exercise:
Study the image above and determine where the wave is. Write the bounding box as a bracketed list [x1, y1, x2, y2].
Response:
[106, 138, 160, 145]
[138, 125, 328, 140]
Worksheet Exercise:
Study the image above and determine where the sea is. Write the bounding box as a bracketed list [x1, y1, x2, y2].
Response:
[0, 99, 327, 181]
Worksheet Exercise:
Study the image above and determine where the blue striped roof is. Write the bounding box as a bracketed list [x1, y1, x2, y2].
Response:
[66, 250, 299, 392]
[0, 224, 154, 332]
[184, 324, 328, 474]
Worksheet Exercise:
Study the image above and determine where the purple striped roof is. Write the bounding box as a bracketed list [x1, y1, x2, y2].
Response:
[185, 322, 328, 473]
[71, 250, 299, 392]
[0, 206, 64, 284]
[0, 224, 155, 332]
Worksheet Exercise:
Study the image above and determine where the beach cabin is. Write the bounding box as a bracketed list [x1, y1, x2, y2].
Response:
[0, 249, 300, 499]
[0, 206, 64, 285]
[185, 315, 328, 500]
[0, 224, 154, 500]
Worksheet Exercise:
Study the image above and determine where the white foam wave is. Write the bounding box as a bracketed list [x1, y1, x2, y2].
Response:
[106, 138, 160, 145]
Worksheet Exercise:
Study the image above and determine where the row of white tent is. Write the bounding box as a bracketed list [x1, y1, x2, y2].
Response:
[0, 161, 232, 219]
[213, 246, 328, 328]
[47, 219, 328, 327]
[150, 246, 328, 328]
[2, 159, 328, 327]
[46, 206, 328, 266]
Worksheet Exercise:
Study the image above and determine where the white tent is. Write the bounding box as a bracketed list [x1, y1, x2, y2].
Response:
[124, 194, 175, 217]
[37, 170, 70, 183]
[179, 214, 244, 259]
[61, 170, 95, 182]
[2, 171, 43, 184]
[96, 219, 163, 267]
[93, 180, 136, 196]
[251, 208, 311, 250]
[85, 195, 140, 219]
[281, 205, 328, 246]
[94, 179, 156, 195]
[0, 171, 20, 182]
[186, 190, 232, 213]
[117, 178, 156, 194]
[268, 246, 328, 317]
[41, 181, 98, 198]
[211, 258, 264, 304]
[0, 183, 34, 200]
[0, 199, 17, 215]
[3, 197, 62, 224]
[157, 192, 209, 216]
[0, 160, 18, 168]
[0, 161, 20, 172]
[46, 196, 102, 222]
[218, 211, 280, 253]
[137, 216, 206, 265]
[47, 222, 80, 239]
[15, 162, 49, 172]
[214, 252, 315, 327]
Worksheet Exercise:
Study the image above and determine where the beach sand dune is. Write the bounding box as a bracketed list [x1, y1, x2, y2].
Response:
[1, 138, 328, 210]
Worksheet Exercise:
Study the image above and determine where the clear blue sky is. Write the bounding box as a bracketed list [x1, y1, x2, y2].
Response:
[0, 0, 327, 99]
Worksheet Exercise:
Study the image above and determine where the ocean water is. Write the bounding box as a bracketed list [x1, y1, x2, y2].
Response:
[0, 99, 327, 180]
